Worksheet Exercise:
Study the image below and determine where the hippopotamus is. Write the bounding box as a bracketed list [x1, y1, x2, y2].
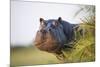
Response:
[34, 17, 76, 54]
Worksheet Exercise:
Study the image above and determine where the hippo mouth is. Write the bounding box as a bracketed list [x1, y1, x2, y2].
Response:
[34, 30, 59, 45]
[34, 29, 64, 53]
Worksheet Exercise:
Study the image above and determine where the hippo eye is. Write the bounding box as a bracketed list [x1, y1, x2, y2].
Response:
[52, 21, 58, 27]
[52, 21, 56, 25]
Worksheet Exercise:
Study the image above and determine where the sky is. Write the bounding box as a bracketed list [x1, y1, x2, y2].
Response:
[11, 0, 87, 46]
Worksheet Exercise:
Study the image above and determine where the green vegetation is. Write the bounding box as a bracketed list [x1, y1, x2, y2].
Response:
[62, 32, 95, 62]
[10, 46, 60, 66]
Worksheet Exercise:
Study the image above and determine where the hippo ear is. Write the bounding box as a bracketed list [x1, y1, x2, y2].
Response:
[40, 18, 44, 23]
[52, 21, 58, 26]
[40, 18, 46, 25]
[58, 17, 62, 22]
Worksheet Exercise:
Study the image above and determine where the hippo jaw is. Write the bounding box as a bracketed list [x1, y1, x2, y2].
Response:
[34, 30, 64, 53]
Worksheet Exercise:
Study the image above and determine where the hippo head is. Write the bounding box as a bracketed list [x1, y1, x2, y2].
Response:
[34, 17, 67, 53]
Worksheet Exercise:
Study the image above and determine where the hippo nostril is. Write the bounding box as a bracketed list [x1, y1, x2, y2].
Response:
[40, 29, 42, 32]
[48, 28, 51, 31]
[40, 29, 46, 33]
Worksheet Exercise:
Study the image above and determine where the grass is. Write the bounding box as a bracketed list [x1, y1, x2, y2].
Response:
[10, 46, 60, 66]
[62, 35, 95, 63]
